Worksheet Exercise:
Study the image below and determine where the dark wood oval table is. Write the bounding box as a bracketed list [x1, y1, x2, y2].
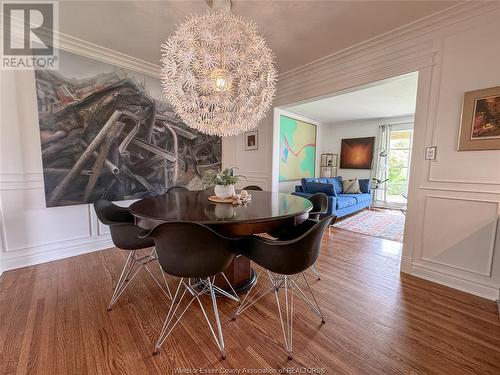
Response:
[129, 190, 312, 292]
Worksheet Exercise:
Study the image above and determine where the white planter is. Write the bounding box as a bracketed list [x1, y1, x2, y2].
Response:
[214, 184, 235, 199]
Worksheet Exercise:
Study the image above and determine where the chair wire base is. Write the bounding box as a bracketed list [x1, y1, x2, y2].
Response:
[234, 270, 325, 359]
[197, 272, 240, 303]
[154, 277, 227, 359]
[310, 265, 321, 280]
[108, 248, 172, 310]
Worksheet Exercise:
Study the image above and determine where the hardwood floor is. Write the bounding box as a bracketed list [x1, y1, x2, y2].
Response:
[1, 229, 499, 374]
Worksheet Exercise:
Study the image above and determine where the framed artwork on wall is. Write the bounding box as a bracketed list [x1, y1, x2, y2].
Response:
[458, 86, 500, 151]
[34, 49, 221, 207]
[245, 130, 259, 151]
[340, 137, 375, 169]
[279, 115, 317, 181]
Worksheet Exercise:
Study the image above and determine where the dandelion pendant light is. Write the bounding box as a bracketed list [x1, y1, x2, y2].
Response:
[161, 0, 277, 137]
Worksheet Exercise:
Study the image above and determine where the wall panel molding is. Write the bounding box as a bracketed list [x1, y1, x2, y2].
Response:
[2, 235, 113, 272]
[419, 185, 500, 195]
[411, 261, 500, 301]
[419, 195, 499, 277]
[272, 1, 500, 300]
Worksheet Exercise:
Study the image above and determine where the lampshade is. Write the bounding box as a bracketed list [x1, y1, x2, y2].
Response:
[161, 11, 277, 137]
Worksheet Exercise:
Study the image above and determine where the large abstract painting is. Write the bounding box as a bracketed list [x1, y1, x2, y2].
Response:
[279, 115, 316, 181]
[340, 137, 375, 169]
[35, 50, 221, 207]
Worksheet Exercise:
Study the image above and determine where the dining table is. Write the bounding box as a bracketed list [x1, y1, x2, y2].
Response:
[129, 189, 313, 293]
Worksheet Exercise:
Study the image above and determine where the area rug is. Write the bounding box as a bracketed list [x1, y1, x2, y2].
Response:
[333, 209, 405, 242]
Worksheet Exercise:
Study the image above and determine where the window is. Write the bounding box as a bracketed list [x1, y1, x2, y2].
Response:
[385, 129, 413, 204]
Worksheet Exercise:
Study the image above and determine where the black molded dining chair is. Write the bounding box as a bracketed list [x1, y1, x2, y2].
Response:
[93, 200, 172, 310]
[243, 185, 263, 191]
[166, 185, 189, 193]
[307, 193, 328, 280]
[234, 216, 333, 359]
[143, 221, 238, 358]
[308, 192, 328, 220]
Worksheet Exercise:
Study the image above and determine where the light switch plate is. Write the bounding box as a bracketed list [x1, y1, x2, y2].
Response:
[425, 146, 437, 160]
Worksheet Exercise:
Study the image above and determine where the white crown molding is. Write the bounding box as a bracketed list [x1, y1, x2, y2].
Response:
[279, 1, 498, 80]
[0, 9, 160, 77]
[275, 1, 500, 106]
[56, 31, 161, 78]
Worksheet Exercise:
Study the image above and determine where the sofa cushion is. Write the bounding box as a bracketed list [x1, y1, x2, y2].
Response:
[300, 178, 309, 193]
[301, 178, 328, 193]
[305, 182, 335, 196]
[325, 176, 343, 195]
[359, 179, 371, 193]
[342, 178, 361, 193]
[337, 193, 371, 204]
[336, 196, 357, 209]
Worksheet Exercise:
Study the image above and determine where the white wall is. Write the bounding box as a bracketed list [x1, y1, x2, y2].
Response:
[271, 2, 500, 300]
[0, 35, 173, 274]
[2, 2, 500, 305]
[0, 30, 275, 274]
[318, 115, 414, 180]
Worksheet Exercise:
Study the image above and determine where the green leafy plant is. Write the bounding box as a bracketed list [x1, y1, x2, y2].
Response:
[204, 168, 245, 186]
[387, 154, 407, 195]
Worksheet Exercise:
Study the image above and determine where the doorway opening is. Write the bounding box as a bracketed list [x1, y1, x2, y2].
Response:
[274, 72, 419, 247]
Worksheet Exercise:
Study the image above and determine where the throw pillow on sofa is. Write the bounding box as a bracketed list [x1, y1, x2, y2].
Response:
[305, 182, 335, 196]
[342, 178, 362, 194]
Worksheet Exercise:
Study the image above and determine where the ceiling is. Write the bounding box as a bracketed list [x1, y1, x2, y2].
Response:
[59, 0, 458, 74]
[287, 72, 418, 123]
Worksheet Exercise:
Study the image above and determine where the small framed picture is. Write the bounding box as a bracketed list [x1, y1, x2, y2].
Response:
[458, 86, 500, 151]
[245, 130, 258, 151]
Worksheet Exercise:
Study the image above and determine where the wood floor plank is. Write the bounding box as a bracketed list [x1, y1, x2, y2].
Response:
[1, 228, 499, 375]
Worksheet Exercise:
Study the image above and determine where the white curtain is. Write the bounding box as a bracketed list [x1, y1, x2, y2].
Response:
[371, 124, 391, 203]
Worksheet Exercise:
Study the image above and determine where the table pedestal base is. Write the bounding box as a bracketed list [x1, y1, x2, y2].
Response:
[215, 255, 257, 294]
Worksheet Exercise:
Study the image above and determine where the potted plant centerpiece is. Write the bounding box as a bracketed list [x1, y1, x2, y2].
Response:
[205, 168, 245, 199]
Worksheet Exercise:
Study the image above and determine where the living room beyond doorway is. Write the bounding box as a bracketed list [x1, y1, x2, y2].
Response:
[277, 72, 419, 247]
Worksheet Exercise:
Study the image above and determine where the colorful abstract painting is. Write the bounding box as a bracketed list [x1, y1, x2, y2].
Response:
[279, 115, 316, 181]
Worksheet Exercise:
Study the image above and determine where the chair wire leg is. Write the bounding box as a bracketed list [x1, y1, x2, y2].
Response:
[273, 274, 294, 360]
[285, 275, 293, 359]
[145, 247, 173, 300]
[208, 278, 226, 358]
[234, 270, 276, 318]
[190, 278, 226, 359]
[108, 250, 138, 310]
[310, 265, 321, 280]
[207, 273, 240, 303]
[154, 278, 191, 354]
[301, 272, 325, 323]
[237, 269, 262, 309]
[220, 272, 240, 303]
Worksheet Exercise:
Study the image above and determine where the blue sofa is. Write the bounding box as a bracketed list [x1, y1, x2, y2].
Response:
[292, 177, 372, 218]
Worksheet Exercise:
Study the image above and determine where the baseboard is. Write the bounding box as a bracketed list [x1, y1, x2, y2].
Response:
[410, 262, 500, 301]
[2, 236, 114, 272]
[400, 256, 413, 273]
